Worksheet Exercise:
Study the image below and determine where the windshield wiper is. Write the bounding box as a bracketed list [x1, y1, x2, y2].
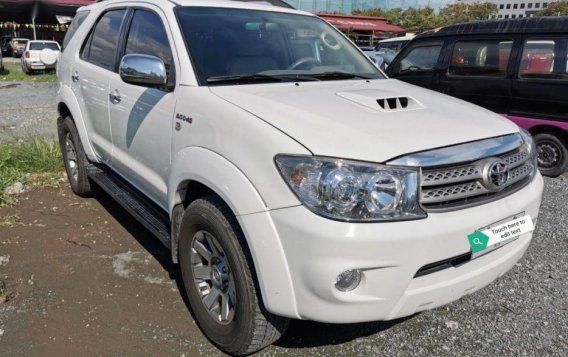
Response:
[309, 72, 373, 80]
[207, 74, 284, 85]
[206, 73, 319, 85]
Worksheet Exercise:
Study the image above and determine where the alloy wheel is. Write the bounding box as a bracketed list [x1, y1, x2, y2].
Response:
[190, 230, 236, 325]
[65, 133, 79, 182]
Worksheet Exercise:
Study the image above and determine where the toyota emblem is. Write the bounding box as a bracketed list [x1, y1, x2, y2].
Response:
[484, 159, 510, 191]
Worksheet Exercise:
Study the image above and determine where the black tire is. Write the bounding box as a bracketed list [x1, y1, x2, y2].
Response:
[178, 195, 289, 355]
[534, 133, 568, 178]
[57, 116, 94, 197]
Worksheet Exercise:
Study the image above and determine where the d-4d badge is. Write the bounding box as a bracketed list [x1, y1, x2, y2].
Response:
[467, 231, 490, 253]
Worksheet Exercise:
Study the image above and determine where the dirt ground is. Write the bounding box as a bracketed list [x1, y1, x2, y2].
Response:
[0, 185, 222, 356]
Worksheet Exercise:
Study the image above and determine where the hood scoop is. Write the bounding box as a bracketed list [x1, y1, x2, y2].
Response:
[337, 90, 424, 112]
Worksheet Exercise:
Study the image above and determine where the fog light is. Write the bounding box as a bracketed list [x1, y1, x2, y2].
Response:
[335, 269, 362, 292]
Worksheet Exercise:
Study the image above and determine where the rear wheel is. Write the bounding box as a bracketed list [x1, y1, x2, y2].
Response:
[57, 116, 94, 197]
[534, 132, 568, 177]
[179, 195, 289, 355]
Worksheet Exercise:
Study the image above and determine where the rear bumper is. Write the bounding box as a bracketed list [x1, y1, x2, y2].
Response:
[250, 173, 543, 323]
[23, 60, 55, 70]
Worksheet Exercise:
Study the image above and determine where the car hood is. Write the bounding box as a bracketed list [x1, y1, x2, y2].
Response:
[210, 79, 518, 163]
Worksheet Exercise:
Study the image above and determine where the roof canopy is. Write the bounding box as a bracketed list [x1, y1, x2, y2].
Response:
[318, 13, 404, 35]
[0, 0, 93, 23]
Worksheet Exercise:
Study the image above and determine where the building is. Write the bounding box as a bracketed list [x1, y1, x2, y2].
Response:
[454, 0, 558, 19]
[0, 0, 93, 44]
[318, 13, 405, 44]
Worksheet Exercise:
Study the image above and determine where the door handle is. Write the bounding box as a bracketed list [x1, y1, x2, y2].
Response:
[71, 72, 79, 82]
[109, 90, 121, 104]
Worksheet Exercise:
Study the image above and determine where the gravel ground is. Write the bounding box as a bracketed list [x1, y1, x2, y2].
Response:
[0, 78, 58, 144]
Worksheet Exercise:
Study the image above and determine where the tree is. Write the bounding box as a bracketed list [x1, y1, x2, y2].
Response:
[352, 2, 498, 31]
[353, 7, 442, 30]
[537, 1, 568, 16]
[439, 2, 498, 26]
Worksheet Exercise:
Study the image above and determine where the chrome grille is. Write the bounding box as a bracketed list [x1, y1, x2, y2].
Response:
[419, 146, 535, 211]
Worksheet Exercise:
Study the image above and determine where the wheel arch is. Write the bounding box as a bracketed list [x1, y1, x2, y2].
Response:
[528, 125, 568, 147]
[168, 147, 299, 318]
[56, 85, 97, 161]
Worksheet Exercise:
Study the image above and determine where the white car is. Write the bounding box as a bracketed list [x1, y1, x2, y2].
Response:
[21, 40, 60, 73]
[56, 1, 543, 355]
[376, 34, 415, 53]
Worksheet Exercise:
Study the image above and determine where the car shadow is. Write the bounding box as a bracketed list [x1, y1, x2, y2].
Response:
[93, 191, 192, 309]
[276, 317, 409, 349]
[93, 189, 411, 349]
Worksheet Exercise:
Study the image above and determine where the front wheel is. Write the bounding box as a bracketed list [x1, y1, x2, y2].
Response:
[179, 195, 289, 355]
[534, 132, 568, 177]
[57, 116, 94, 197]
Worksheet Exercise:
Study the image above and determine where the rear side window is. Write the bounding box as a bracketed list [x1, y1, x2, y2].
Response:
[124, 9, 175, 84]
[449, 40, 512, 76]
[399, 44, 442, 72]
[62, 10, 90, 51]
[519, 38, 568, 80]
[81, 9, 126, 70]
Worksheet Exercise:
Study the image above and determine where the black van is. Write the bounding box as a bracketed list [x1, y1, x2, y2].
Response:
[386, 17, 568, 177]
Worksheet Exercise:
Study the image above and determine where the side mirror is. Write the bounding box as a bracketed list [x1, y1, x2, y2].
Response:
[119, 54, 167, 87]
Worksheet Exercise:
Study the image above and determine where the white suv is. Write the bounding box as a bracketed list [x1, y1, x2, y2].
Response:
[21, 40, 61, 74]
[57, 0, 544, 355]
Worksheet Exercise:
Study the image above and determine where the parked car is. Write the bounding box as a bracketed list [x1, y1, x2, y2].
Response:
[10, 38, 29, 57]
[21, 40, 61, 73]
[386, 18, 568, 177]
[57, 1, 543, 355]
[359, 46, 385, 68]
[375, 35, 414, 53]
[1, 36, 12, 56]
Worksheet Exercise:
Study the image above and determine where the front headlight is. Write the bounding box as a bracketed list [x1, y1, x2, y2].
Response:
[519, 128, 538, 177]
[275, 155, 426, 222]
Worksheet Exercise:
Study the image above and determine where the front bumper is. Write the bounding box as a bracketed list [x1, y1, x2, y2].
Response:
[258, 173, 543, 323]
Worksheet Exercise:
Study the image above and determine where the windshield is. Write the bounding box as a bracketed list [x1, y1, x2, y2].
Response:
[176, 7, 383, 85]
[30, 42, 60, 51]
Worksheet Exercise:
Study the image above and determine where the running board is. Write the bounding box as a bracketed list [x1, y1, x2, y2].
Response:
[87, 165, 171, 248]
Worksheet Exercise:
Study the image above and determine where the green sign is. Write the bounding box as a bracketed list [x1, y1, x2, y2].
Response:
[467, 231, 489, 253]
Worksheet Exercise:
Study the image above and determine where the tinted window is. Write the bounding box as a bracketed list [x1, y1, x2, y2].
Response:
[520, 39, 568, 80]
[62, 10, 90, 51]
[30, 42, 60, 51]
[449, 40, 512, 76]
[125, 9, 174, 83]
[399, 45, 442, 72]
[82, 9, 126, 70]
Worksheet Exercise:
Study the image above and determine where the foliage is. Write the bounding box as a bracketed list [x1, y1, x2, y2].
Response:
[537, 1, 568, 15]
[0, 61, 56, 82]
[439, 2, 499, 25]
[353, 2, 498, 30]
[0, 139, 64, 204]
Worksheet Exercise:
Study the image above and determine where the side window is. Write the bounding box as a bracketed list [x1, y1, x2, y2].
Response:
[124, 9, 174, 83]
[62, 10, 90, 52]
[81, 9, 126, 70]
[449, 40, 512, 76]
[520, 38, 568, 80]
[399, 44, 442, 72]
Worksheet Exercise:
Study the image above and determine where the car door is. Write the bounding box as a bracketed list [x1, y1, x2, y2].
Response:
[73, 8, 127, 162]
[386, 40, 445, 91]
[511, 36, 568, 121]
[108, 7, 177, 207]
[438, 37, 516, 114]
